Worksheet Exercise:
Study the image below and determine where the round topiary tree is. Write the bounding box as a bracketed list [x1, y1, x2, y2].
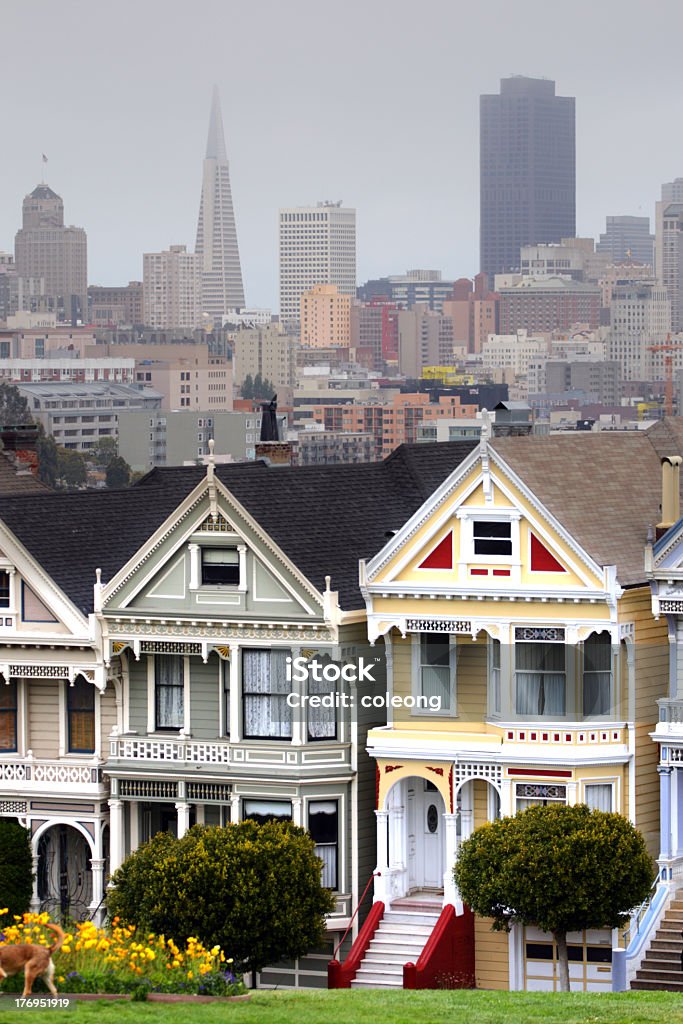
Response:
[107, 821, 335, 982]
[0, 819, 34, 917]
[453, 803, 654, 992]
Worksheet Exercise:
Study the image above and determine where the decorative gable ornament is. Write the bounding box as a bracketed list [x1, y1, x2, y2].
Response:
[530, 533, 567, 573]
[418, 532, 453, 570]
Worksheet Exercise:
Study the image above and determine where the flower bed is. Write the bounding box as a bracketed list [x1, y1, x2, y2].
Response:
[0, 910, 244, 997]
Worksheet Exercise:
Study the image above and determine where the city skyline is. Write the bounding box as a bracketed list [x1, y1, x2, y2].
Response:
[2, 0, 683, 310]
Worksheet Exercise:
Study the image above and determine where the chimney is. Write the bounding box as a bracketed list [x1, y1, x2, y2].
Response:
[656, 455, 682, 539]
[0, 424, 40, 477]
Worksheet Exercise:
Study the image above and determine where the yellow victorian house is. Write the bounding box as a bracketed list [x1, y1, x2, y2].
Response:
[358, 420, 683, 992]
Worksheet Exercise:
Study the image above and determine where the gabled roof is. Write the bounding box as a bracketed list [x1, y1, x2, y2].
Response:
[491, 424, 683, 586]
[0, 442, 477, 615]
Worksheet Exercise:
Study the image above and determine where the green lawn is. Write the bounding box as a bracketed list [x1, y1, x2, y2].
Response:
[1, 989, 683, 1024]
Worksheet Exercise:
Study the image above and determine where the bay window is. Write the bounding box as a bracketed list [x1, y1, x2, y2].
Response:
[309, 800, 338, 890]
[67, 677, 95, 753]
[515, 642, 565, 716]
[417, 634, 454, 713]
[0, 680, 17, 752]
[582, 633, 612, 717]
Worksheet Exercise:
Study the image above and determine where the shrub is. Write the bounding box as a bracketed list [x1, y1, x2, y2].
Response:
[0, 819, 33, 918]
[107, 821, 336, 977]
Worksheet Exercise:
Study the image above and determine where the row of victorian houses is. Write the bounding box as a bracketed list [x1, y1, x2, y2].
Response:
[2, 419, 683, 991]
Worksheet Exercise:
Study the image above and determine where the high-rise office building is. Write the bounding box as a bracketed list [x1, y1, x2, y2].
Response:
[143, 245, 201, 330]
[278, 201, 356, 330]
[480, 76, 575, 281]
[14, 184, 87, 324]
[195, 87, 245, 324]
[655, 180, 683, 332]
[597, 216, 654, 267]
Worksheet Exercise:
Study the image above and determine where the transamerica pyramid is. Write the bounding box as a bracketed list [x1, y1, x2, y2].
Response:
[195, 86, 245, 322]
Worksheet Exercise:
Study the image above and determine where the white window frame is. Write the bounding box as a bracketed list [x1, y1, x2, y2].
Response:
[488, 636, 501, 718]
[581, 633, 615, 720]
[146, 654, 190, 735]
[513, 633, 575, 719]
[411, 633, 457, 717]
[306, 796, 341, 892]
[582, 781, 615, 813]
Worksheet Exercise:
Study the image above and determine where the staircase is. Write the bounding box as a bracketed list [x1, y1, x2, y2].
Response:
[350, 908, 440, 988]
[632, 896, 683, 991]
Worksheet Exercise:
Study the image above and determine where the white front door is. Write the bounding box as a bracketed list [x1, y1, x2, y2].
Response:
[407, 779, 445, 891]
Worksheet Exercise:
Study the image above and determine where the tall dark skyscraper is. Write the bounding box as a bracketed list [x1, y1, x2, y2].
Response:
[480, 76, 575, 281]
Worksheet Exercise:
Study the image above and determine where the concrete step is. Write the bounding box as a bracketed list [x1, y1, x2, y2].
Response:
[375, 922, 433, 936]
[651, 939, 683, 953]
[382, 911, 440, 927]
[355, 970, 404, 984]
[632, 979, 683, 991]
[646, 946, 683, 960]
[636, 967, 683, 982]
[364, 951, 415, 965]
[367, 942, 424, 958]
[351, 977, 403, 989]
[639, 956, 681, 971]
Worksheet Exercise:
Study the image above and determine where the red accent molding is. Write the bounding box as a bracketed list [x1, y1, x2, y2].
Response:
[492, 569, 510, 577]
[385, 764, 403, 774]
[375, 764, 380, 807]
[448, 765, 454, 813]
[403, 904, 475, 990]
[426, 766, 444, 777]
[419, 532, 453, 570]
[470, 568, 488, 576]
[328, 901, 385, 988]
[508, 768, 572, 778]
[530, 533, 566, 573]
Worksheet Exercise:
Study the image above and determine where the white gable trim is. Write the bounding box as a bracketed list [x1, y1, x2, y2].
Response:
[367, 445, 607, 593]
[101, 476, 324, 617]
[0, 521, 89, 638]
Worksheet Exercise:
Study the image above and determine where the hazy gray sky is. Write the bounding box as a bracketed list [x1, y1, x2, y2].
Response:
[2, 0, 682, 309]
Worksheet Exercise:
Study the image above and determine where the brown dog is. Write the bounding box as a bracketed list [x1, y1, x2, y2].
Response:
[0, 922, 65, 996]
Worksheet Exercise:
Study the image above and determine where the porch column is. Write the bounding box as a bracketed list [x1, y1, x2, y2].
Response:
[230, 793, 240, 824]
[443, 812, 460, 909]
[109, 799, 125, 873]
[659, 766, 673, 872]
[90, 859, 106, 924]
[176, 802, 191, 838]
[30, 849, 40, 913]
[292, 797, 303, 827]
[374, 810, 390, 903]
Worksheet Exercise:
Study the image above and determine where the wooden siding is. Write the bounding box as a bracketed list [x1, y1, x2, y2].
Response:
[189, 655, 221, 740]
[28, 679, 59, 758]
[100, 685, 118, 747]
[474, 917, 509, 989]
[620, 585, 668, 859]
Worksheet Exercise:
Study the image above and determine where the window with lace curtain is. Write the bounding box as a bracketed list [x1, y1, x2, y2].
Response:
[242, 649, 292, 739]
[515, 642, 566, 716]
[308, 800, 338, 890]
[307, 656, 337, 741]
[582, 633, 613, 717]
[415, 634, 455, 713]
[155, 654, 184, 730]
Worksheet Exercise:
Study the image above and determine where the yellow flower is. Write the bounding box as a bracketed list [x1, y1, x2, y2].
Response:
[187, 970, 193, 980]
[57, 976, 65, 983]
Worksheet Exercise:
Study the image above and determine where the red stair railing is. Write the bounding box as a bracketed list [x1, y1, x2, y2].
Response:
[403, 903, 475, 990]
[328, 872, 383, 988]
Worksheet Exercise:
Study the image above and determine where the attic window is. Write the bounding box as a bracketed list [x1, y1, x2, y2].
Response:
[473, 521, 512, 557]
[0, 572, 9, 608]
[201, 548, 240, 586]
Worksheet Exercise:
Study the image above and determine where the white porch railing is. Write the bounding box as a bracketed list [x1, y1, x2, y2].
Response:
[0, 758, 104, 792]
[109, 737, 231, 764]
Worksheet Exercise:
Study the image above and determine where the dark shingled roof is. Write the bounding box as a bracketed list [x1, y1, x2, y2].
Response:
[491, 422, 683, 587]
[0, 442, 477, 616]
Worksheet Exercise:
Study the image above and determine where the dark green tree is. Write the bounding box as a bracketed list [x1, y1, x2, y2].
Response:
[453, 804, 653, 991]
[240, 374, 254, 399]
[89, 436, 118, 468]
[252, 373, 274, 399]
[35, 425, 58, 487]
[107, 822, 335, 982]
[105, 455, 131, 489]
[0, 383, 32, 427]
[0, 819, 34, 918]
[56, 448, 87, 490]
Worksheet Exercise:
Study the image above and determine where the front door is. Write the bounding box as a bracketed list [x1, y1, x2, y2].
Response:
[407, 779, 445, 892]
